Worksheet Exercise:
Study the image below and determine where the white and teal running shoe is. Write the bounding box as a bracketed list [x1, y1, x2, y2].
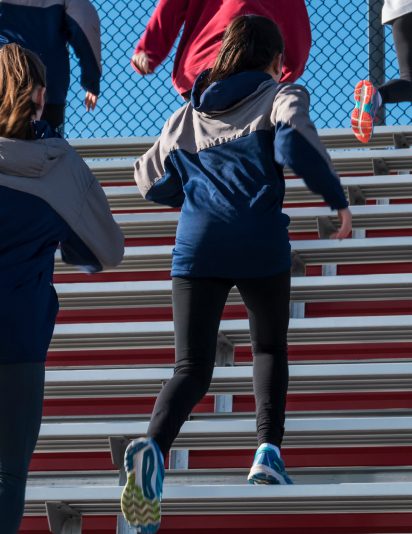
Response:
[247, 443, 293, 485]
[121, 437, 165, 534]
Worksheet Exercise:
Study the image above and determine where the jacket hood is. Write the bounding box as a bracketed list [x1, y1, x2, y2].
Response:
[191, 70, 274, 115]
[0, 121, 67, 178]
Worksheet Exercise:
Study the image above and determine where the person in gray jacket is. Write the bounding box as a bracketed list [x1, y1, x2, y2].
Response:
[0, 43, 123, 534]
[121, 15, 351, 534]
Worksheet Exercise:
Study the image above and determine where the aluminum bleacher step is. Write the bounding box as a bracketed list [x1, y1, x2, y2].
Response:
[24, 483, 412, 534]
[44, 362, 412, 398]
[103, 174, 412, 211]
[36, 415, 412, 451]
[54, 237, 412, 274]
[26, 465, 412, 487]
[49, 315, 412, 351]
[83, 148, 412, 185]
[112, 204, 412, 238]
[55, 274, 412, 311]
[69, 126, 412, 159]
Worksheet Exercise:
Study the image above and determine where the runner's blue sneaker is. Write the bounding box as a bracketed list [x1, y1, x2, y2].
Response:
[121, 437, 165, 534]
[247, 443, 293, 485]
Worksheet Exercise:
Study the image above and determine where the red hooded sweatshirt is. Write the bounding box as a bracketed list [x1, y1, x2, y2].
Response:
[132, 0, 311, 96]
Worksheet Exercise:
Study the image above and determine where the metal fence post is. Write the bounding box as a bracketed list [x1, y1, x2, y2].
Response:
[368, 0, 385, 125]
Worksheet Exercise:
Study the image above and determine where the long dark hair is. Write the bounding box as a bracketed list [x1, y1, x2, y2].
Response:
[204, 15, 284, 90]
[0, 43, 46, 140]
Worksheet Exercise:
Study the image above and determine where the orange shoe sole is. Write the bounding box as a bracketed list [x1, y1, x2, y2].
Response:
[351, 80, 376, 144]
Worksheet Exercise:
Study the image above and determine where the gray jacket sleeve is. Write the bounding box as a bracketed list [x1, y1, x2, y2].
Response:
[60, 154, 124, 271]
[134, 118, 184, 207]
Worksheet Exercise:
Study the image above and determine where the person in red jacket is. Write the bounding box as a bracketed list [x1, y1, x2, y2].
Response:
[131, 0, 311, 98]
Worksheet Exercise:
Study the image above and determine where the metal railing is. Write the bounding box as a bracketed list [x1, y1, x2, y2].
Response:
[65, 0, 410, 138]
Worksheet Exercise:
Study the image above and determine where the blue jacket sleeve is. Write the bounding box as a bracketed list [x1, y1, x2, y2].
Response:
[272, 84, 348, 210]
[64, 0, 102, 95]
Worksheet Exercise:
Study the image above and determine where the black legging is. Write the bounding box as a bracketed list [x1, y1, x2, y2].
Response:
[147, 271, 291, 458]
[379, 11, 412, 103]
[0, 362, 45, 534]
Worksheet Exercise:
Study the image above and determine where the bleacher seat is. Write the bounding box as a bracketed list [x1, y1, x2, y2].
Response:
[21, 129, 412, 534]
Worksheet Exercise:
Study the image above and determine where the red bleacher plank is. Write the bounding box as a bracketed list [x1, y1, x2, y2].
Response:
[366, 229, 412, 238]
[338, 262, 412, 275]
[42, 391, 412, 418]
[28, 445, 412, 473]
[20, 513, 412, 533]
[189, 446, 412, 469]
[29, 451, 115, 472]
[45, 342, 412, 368]
[306, 300, 412, 317]
[55, 299, 412, 324]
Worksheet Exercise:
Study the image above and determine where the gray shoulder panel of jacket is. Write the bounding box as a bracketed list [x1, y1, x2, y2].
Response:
[134, 80, 280, 197]
[0, 138, 123, 270]
[64, 0, 101, 70]
[271, 83, 336, 172]
[1, 0, 64, 7]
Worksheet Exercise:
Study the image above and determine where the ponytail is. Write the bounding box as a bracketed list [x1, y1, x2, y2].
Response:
[0, 43, 46, 140]
[204, 15, 284, 90]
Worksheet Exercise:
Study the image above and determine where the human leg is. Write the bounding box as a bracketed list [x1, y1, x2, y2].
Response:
[352, 12, 412, 143]
[121, 277, 232, 532]
[235, 271, 292, 484]
[147, 276, 232, 456]
[0, 362, 45, 534]
[379, 12, 412, 103]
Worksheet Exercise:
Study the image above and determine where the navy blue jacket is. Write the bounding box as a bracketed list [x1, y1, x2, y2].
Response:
[135, 71, 348, 278]
[0, 122, 124, 364]
[0, 0, 101, 104]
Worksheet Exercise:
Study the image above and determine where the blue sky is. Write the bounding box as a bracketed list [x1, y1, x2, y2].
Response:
[65, 0, 411, 138]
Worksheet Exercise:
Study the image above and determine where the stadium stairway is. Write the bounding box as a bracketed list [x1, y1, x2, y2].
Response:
[21, 125, 412, 534]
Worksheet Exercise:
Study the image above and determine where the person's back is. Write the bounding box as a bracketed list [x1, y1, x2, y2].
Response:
[123, 16, 351, 534]
[132, 0, 311, 97]
[0, 0, 101, 130]
[0, 122, 124, 362]
[0, 44, 123, 534]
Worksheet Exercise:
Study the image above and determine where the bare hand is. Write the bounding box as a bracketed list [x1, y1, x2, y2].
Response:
[132, 51, 153, 74]
[330, 207, 352, 239]
[85, 92, 98, 111]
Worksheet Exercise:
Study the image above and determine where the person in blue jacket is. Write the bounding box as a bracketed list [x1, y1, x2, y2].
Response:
[121, 15, 352, 534]
[0, 43, 124, 534]
[0, 0, 101, 134]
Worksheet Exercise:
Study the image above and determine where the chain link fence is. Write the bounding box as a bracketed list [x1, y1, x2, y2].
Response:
[65, 0, 411, 138]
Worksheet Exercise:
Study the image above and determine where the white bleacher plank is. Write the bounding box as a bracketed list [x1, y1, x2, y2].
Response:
[318, 125, 412, 149]
[84, 149, 412, 184]
[24, 482, 412, 515]
[36, 416, 412, 451]
[69, 127, 412, 159]
[26, 465, 412, 487]
[54, 237, 412, 273]
[49, 315, 412, 351]
[54, 273, 412, 310]
[112, 204, 412, 237]
[43, 362, 412, 398]
[104, 175, 412, 211]
[70, 136, 157, 158]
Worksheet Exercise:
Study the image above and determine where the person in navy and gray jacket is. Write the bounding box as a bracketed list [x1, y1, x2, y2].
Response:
[0, 43, 123, 534]
[120, 15, 352, 534]
[0, 0, 101, 134]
